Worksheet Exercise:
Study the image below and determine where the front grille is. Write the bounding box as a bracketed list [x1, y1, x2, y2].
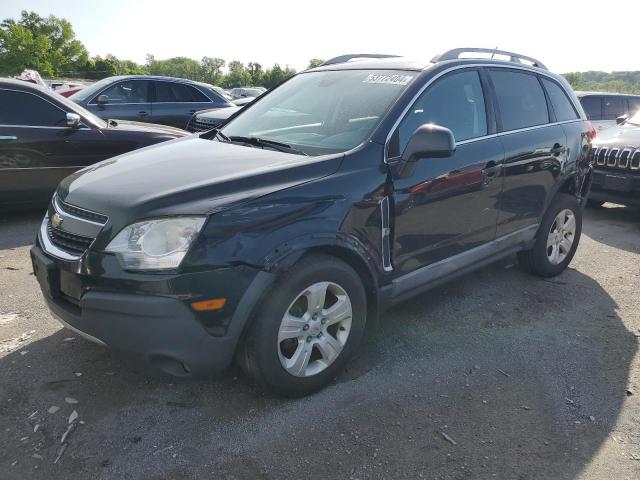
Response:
[187, 118, 222, 133]
[593, 146, 640, 174]
[55, 197, 109, 224]
[46, 224, 93, 255]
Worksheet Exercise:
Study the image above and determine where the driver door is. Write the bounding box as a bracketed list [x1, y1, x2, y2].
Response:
[389, 69, 505, 284]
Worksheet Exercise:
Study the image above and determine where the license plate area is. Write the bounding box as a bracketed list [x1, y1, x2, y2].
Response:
[31, 249, 60, 299]
[603, 174, 631, 192]
[60, 270, 82, 302]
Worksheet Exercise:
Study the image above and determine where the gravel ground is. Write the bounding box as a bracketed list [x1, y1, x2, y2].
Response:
[0, 205, 638, 480]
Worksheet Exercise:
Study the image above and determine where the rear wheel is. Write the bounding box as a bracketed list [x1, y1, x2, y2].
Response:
[517, 193, 582, 277]
[237, 253, 367, 397]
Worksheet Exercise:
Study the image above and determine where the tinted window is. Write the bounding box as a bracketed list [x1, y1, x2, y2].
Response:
[541, 79, 578, 121]
[398, 70, 487, 150]
[154, 82, 210, 102]
[580, 96, 601, 120]
[603, 96, 624, 120]
[0, 89, 66, 127]
[628, 97, 640, 116]
[93, 80, 149, 104]
[491, 70, 548, 131]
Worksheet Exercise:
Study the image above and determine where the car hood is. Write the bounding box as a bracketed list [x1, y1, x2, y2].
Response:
[57, 136, 342, 230]
[593, 123, 640, 148]
[196, 106, 242, 121]
[107, 119, 188, 136]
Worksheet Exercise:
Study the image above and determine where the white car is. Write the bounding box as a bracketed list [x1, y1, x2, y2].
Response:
[576, 92, 640, 133]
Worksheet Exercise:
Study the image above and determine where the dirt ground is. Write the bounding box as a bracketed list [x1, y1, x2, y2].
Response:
[0, 205, 638, 480]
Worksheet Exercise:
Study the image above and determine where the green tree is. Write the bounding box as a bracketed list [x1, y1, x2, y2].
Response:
[247, 62, 263, 86]
[147, 55, 201, 79]
[307, 58, 324, 69]
[223, 60, 252, 88]
[262, 64, 296, 89]
[200, 56, 225, 84]
[0, 10, 87, 77]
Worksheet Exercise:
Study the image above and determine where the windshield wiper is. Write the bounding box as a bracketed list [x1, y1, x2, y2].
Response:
[228, 136, 308, 156]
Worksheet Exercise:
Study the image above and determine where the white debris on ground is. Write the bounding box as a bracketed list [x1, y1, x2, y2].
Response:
[48, 406, 60, 414]
[0, 312, 19, 325]
[0, 330, 35, 354]
[65, 397, 79, 405]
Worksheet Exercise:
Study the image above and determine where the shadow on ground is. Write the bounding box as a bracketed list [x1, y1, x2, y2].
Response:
[583, 204, 640, 253]
[0, 210, 43, 250]
[0, 256, 636, 479]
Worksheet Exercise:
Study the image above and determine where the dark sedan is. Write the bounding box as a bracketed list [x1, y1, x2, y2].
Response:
[0, 78, 189, 210]
[69, 75, 235, 129]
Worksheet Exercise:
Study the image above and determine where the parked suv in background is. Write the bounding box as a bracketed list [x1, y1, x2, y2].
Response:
[577, 92, 640, 133]
[32, 49, 592, 396]
[0, 78, 188, 210]
[587, 109, 640, 207]
[69, 75, 234, 129]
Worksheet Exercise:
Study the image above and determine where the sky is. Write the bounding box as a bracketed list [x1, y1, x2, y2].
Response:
[1, 0, 638, 74]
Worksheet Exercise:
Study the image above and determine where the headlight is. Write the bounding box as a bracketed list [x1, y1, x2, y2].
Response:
[105, 217, 206, 271]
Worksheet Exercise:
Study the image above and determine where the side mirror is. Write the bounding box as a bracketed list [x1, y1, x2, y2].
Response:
[66, 112, 81, 128]
[97, 94, 108, 107]
[616, 114, 628, 125]
[402, 124, 455, 161]
[393, 124, 456, 179]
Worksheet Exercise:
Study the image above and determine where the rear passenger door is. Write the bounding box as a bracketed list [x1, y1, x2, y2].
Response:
[88, 79, 151, 122]
[490, 69, 568, 238]
[150, 81, 214, 129]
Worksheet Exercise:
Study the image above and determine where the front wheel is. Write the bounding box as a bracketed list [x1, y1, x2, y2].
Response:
[237, 253, 367, 397]
[517, 193, 582, 277]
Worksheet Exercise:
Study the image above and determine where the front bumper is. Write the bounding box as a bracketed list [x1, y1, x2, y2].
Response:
[589, 169, 640, 207]
[30, 242, 271, 377]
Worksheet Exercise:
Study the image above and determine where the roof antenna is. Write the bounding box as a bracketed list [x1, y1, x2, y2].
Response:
[490, 47, 498, 59]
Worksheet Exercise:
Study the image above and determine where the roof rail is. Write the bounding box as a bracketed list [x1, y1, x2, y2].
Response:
[431, 48, 548, 70]
[321, 54, 401, 67]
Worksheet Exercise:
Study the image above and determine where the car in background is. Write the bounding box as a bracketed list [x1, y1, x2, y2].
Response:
[229, 87, 265, 99]
[56, 84, 86, 98]
[186, 105, 241, 132]
[69, 75, 234, 129]
[587, 109, 640, 208]
[0, 78, 188, 210]
[576, 92, 640, 133]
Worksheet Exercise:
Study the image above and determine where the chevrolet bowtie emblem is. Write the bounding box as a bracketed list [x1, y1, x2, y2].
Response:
[51, 213, 63, 228]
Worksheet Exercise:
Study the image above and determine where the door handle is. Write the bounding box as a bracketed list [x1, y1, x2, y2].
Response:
[483, 162, 501, 177]
[0, 136, 17, 141]
[138, 111, 148, 117]
[550, 144, 566, 156]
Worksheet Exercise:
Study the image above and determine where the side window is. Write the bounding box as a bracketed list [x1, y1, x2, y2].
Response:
[602, 96, 624, 120]
[541, 78, 579, 121]
[628, 97, 640, 116]
[154, 82, 210, 102]
[397, 70, 487, 151]
[0, 90, 66, 127]
[580, 96, 602, 120]
[490, 70, 548, 131]
[187, 86, 210, 102]
[93, 80, 149, 104]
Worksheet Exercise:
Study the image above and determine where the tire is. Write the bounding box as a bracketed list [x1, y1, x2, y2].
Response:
[517, 193, 582, 277]
[237, 253, 367, 397]
[586, 199, 604, 208]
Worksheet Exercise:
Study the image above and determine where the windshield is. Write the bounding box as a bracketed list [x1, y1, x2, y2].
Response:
[55, 90, 107, 128]
[627, 110, 640, 126]
[221, 70, 416, 156]
[69, 77, 114, 103]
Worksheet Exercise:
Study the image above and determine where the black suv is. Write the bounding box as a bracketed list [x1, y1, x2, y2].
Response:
[587, 109, 640, 207]
[31, 49, 593, 396]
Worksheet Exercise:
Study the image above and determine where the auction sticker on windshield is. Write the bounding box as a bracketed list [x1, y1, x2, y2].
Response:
[363, 74, 414, 85]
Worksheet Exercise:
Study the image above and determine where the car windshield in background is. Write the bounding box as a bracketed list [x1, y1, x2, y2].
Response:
[220, 70, 416, 156]
[627, 110, 640, 126]
[54, 90, 107, 128]
[68, 77, 113, 103]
